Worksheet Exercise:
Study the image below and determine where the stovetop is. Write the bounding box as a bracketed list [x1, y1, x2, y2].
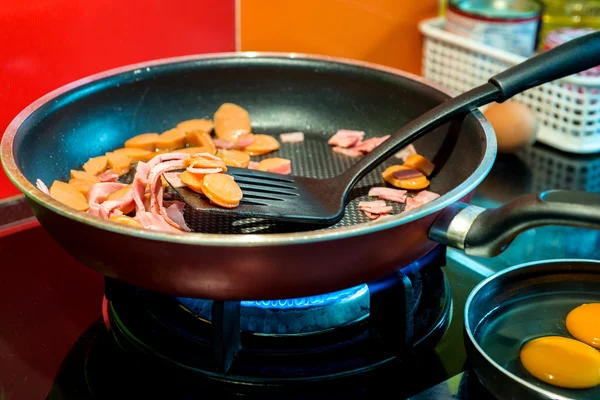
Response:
[1, 143, 599, 399]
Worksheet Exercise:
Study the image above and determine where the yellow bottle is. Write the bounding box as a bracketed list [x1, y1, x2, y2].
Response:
[539, 1, 600, 43]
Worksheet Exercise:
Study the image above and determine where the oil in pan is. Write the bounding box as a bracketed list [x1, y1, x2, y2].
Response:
[445, 0, 542, 57]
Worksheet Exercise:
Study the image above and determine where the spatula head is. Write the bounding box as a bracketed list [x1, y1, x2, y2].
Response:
[172, 167, 345, 225]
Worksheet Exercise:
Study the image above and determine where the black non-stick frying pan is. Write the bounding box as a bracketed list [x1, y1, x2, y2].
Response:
[1, 49, 600, 300]
[465, 259, 600, 400]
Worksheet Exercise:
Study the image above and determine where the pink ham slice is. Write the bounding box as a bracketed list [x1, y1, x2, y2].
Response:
[87, 182, 127, 217]
[279, 132, 304, 143]
[186, 167, 223, 175]
[36, 179, 50, 195]
[403, 190, 441, 213]
[213, 138, 234, 149]
[359, 200, 386, 209]
[163, 172, 184, 188]
[97, 169, 119, 182]
[235, 134, 254, 148]
[146, 152, 189, 169]
[368, 187, 407, 203]
[147, 159, 185, 214]
[362, 210, 380, 220]
[332, 146, 363, 157]
[328, 129, 365, 148]
[100, 194, 133, 219]
[131, 161, 150, 213]
[359, 200, 393, 220]
[248, 161, 260, 170]
[162, 202, 190, 232]
[394, 144, 417, 162]
[135, 211, 183, 234]
[353, 135, 390, 154]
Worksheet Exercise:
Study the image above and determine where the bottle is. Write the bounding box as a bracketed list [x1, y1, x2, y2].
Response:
[438, 0, 448, 16]
[538, 1, 600, 43]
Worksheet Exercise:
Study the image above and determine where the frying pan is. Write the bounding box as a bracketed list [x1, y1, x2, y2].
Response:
[2, 52, 600, 300]
[465, 259, 600, 400]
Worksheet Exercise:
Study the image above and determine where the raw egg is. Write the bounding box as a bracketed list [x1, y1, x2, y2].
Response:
[519, 336, 600, 389]
[483, 101, 538, 154]
[567, 303, 600, 349]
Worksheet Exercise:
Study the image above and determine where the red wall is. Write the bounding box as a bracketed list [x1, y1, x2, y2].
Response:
[0, 0, 236, 199]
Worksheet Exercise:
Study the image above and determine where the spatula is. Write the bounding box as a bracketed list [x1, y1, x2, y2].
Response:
[173, 32, 600, 225]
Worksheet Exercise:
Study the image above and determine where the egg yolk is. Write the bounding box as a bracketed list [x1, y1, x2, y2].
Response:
[520, 336, 600, 389]
[567, 303, 600, 349]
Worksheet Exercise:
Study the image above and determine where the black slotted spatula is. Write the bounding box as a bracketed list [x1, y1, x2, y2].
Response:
[173, 32, 600, 225]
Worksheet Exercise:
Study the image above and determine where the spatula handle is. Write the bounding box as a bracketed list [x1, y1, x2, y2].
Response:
[490, 31, 600, 102]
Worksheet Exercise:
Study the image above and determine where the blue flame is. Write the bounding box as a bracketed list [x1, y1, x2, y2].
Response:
[241, 284, 368, 309]
[176, 247, 443, 333]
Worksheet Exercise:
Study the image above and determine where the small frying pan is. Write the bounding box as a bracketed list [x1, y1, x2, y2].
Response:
[465, 259, 600, 400]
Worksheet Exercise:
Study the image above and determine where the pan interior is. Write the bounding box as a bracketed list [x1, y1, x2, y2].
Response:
[12, 56, 488, 234]
[469, 262, 600, 399]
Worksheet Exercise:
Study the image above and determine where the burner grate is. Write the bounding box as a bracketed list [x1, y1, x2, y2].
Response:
[174, 248, 442, 335]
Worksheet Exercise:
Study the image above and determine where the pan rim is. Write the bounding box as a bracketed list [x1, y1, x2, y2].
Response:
[464, 258, 600, 399]
[1, 51, 496, 247]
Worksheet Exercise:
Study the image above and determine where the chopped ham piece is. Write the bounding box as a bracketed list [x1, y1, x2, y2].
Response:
[248, 161, 260, 170]
[147, 159, 185, 214]
[100, 194, 133, 219]
[163, 200, 186, 209]
[403, 190, 441, 213]
[280, 132, 304, 143]
[359, 200, 387, 209]
[146, 152, 189, 169]
[353, 135, 390, 153]
[394, 144, 417, 162]
[368, 187, 407, 203]
[131, 162, 150, 213]
[332, 146, 363, 157]
[186, 167, 223, 175]
[162, 202, 190, 232]
[134, 211, 183, 233]
[328, 129, 365, 148]
[213, 138, 234, 149]
[163, 172, 184, 188]
[362, 210, 380, 220]
[36, 179, 50, 195]
[235, 134, 254, 148]
[97, 169, 119, 182]
[87, 182, 127, 217]
[187, 152, 223, 162]
[359, 200, 393, 218]
[414, 190, 440, 203]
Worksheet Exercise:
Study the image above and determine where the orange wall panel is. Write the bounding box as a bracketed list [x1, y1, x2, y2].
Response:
[240, 0, 438, 75]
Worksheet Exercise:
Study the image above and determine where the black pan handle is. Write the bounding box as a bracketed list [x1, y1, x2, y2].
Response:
[429, 190, 600, 257]
[490, 31, 600, 102]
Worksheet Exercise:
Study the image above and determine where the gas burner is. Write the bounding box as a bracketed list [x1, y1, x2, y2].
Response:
[175, 246, 444, 335]
[99, 246, 451, 389]
[176, 284, 369, 334]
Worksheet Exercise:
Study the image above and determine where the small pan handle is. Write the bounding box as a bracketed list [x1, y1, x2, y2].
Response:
[429, 190, 600, 257]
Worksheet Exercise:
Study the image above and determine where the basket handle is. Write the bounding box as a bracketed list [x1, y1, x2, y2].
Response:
[490, 31, 600, 102]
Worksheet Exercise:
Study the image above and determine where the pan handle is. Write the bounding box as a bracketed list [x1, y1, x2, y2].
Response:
[429, 190, 600, 257]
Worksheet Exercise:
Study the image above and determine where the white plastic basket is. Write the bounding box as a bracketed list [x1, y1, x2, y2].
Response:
[419, 17, 600, 154]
